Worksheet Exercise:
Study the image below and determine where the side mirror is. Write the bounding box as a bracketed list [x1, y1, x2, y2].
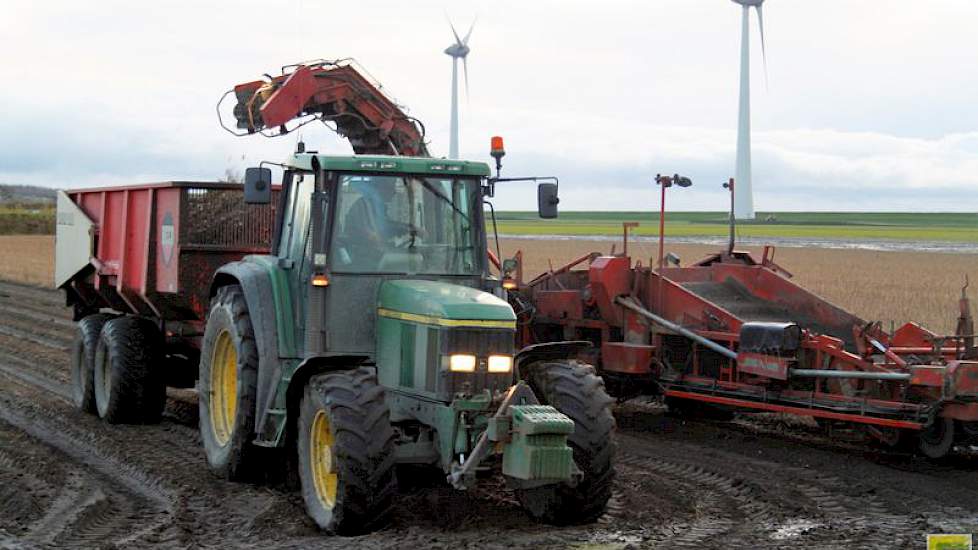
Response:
[537, 183, 559, 219]
[244, 167, 272, 204]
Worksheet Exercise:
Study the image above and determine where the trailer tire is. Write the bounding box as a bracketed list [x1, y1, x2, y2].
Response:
[199, 285, 261, 481]
[518, 360, 616, 525]
[93, 316, 166, 424]
[297, 368, 396, 534]
[71, 313, 114, 414]
[918, 416, 954, 459]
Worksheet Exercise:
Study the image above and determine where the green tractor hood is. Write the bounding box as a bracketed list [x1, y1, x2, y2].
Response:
[378, 280, 516, 329]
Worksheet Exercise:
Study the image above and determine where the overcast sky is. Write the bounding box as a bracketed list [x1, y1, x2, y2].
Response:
[3, 0, 977, 211]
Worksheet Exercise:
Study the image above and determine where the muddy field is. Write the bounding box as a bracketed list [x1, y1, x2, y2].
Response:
[3, 281, 978, 548]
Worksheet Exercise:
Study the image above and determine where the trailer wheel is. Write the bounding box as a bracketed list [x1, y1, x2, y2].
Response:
[518, 360, 616, 525]
[70, 313, 114, 414]
[297, 367, 396, 534]
[199, 285, 260, 481]
[93, 316, 166, 424]
[918, 416, 954, 459]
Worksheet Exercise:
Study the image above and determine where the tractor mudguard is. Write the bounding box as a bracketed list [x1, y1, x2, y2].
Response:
[515, 341, 592, 376]
[284, 355, 371, 421]
[210, 258, 287, 433]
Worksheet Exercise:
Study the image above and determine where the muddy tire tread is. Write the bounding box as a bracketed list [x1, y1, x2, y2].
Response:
[298, 367, 396, 534]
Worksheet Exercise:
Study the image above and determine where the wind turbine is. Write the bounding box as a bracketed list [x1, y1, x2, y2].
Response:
[444, 18, 475, 159]
[731, 0, 767, 220]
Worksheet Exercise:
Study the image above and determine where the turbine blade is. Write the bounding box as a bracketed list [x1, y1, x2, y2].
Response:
[445, 13, 463, 45]
[463, 16, 477, 45]
[462, 57, 470, 102]
[755, 4, 768, 88]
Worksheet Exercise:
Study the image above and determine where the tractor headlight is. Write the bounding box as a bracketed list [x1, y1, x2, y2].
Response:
[449, 354, 477, 372]
[487, 355, 513, 373]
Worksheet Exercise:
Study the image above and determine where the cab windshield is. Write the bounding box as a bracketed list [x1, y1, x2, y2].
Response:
[331, 173, 482, 275]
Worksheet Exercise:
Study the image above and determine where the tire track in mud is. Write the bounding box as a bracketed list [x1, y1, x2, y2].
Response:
[0, 299, 316, 548]
[0, 280, 68, 306]
[0, 355, 71, 400]
[0, 281, 679, 548]
[0, 397, 181, 547]
[0, 322, 70, 351]
[617, 434, 856, 548]
[8, 278, 978, 548]
[616, 419, 978, 549]
[0, 442, 56, 540]
[0, 300, 75, 329]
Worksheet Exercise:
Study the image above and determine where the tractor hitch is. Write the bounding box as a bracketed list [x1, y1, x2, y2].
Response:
[447, 382, 579, 490]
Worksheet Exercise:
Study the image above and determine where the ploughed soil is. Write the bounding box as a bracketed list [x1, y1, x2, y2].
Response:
[1, 279, 977, 549]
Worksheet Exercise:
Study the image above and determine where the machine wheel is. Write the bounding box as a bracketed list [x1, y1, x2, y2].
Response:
[918, 416, 954, 459]
[93, 316, 166, 424]
[956, 420, 978, 444]
[297, 368, 396, 534]
[518, 360, 616, 525]
[199, 285, 260, 481]
[70, 313, 113, 414]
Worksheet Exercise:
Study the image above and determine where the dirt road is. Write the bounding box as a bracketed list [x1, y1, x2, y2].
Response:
[1, 279, 977, 549]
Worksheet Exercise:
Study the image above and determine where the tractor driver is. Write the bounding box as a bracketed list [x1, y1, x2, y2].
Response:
[339, 177, 415, 270]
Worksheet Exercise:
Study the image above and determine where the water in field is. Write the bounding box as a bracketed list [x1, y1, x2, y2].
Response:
[499, 233, 978, 254]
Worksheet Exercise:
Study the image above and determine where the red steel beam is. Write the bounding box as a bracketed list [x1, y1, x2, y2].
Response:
[664, 389, 924, 430]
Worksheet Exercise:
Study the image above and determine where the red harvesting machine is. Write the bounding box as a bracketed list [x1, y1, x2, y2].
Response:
[507, 212, 977, 459]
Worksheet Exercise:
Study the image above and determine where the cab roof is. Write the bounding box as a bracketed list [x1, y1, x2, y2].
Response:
[287, 154, 491, 178]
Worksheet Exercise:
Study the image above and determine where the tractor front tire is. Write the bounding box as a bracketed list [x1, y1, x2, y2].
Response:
[199, 285, 260, 481]
[297, 368, 396, 534]
[93, 316, 166, 424]
[518, 360, 616, 525]
[71, 313, 113, 414]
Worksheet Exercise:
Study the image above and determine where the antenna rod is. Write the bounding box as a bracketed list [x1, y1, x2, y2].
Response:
[724, 178, 736, 254]
[657, 176, 667, 269]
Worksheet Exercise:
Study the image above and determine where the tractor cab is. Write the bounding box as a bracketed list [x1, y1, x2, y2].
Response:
[245, 154, 500, 361]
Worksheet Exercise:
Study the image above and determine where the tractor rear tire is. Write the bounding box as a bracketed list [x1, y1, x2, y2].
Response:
[297, 368, 396, 534]
[70, 313, 113, 414]
[93, 316, 166, 424]
[518, 360, 616, 525]
[199, 285, 261, 481]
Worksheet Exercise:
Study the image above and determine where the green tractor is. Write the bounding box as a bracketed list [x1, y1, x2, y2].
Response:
[201, 152, 616, 533]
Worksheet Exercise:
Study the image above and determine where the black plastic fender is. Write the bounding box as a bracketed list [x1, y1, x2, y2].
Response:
[515, 341, 592, 378]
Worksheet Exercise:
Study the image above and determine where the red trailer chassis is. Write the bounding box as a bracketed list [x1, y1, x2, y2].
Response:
[510, 243, 978, 456]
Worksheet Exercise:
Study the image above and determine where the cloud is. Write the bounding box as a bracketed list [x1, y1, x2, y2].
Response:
[1, 0, 977, 212]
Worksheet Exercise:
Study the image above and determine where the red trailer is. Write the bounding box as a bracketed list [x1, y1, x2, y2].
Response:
[55, 182, 279, 394]
[56, 182, 278, 323]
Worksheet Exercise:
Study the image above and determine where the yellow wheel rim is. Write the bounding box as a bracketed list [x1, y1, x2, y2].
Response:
[209, 329, 237, 446]
[310, 410, 338, 509]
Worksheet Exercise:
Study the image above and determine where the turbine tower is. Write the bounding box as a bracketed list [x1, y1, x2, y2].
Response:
[731, 0, 767, 219]
[444, 18, 475, 159]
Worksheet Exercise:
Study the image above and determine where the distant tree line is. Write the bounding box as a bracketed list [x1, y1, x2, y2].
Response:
[0, 184, 56, 204]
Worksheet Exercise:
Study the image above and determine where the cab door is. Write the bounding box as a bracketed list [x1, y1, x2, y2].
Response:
[276, 171, 316, 354]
